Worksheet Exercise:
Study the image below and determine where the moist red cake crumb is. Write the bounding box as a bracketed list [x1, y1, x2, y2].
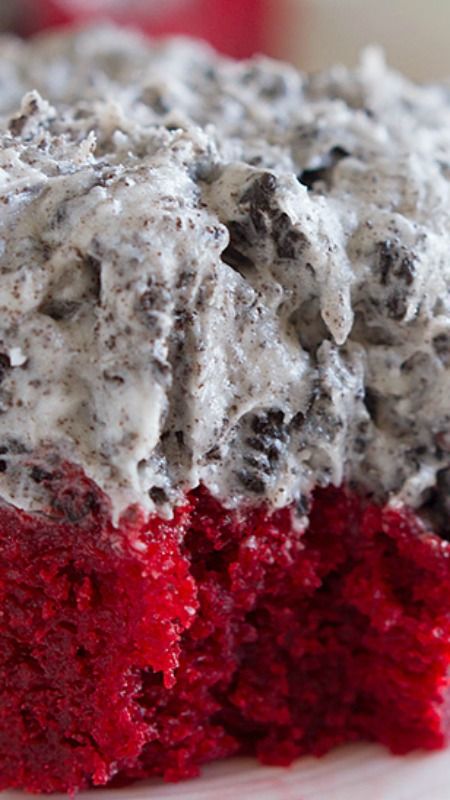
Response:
[1, 469, 450, 793]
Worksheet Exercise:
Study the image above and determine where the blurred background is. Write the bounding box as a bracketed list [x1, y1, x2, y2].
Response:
[1, 0, 450, 81]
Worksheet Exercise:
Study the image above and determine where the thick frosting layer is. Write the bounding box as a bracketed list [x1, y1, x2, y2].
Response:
[1, 27, 450, 521]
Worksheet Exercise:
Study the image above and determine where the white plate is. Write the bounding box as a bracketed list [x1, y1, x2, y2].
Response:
[4, 744, 450, 800]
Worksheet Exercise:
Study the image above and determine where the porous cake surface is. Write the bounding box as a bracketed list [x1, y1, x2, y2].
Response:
[2, 474, 450, 793]
[1, 28, 450, 520]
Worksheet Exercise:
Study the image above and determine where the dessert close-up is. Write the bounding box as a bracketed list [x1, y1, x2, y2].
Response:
[2, 24, 450, 794]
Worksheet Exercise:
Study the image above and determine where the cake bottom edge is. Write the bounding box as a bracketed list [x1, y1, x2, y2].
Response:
[1, 469, 450, 793]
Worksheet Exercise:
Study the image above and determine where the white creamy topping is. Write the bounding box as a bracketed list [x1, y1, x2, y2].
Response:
[1, 29, 450, 522]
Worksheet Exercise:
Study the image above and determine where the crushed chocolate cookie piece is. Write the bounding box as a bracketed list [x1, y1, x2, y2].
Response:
[0, 355, 11, 384]
[289, 411, 306, 431]
[240, 172, 278, 206]
[39, 299, 81, 321]
[363, 388, 379, 423]
[0, 445, 7, 473]
[297, 146, 349, 190]
[433, 333, 450, 366]
[30, 465, 53, 483]
[149, 486, 169, 504]
[272, 211, 307, 259]
[9, 114, 27, 136]
[387, 292, 408, 320]
[377, 240, 416, 286]
[237, 469, 266, 495]
[251, 409, 286, 439]
[221, 244, 255, 273]
[51, 487, 98, 522]
[205, 445, 221, 461]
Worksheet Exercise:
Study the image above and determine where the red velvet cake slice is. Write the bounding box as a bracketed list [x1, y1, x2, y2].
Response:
[1, 27, 450, 794]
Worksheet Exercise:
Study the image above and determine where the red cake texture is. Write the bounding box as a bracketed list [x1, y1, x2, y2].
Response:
[1, 466, 450, 793]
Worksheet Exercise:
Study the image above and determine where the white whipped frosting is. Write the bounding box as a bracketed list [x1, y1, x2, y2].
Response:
[1, 28, 450, 522]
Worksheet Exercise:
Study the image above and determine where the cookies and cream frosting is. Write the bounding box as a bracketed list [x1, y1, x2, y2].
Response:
[1, 26, 450, 522]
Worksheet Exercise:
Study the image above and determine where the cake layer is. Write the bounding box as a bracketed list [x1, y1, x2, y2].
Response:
[1, 472, 449, 793]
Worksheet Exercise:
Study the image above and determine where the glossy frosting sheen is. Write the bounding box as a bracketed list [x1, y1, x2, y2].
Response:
[1, 27, 450, 521]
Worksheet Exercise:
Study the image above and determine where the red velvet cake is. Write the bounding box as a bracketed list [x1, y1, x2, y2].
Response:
[1, 27, 450, 793]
